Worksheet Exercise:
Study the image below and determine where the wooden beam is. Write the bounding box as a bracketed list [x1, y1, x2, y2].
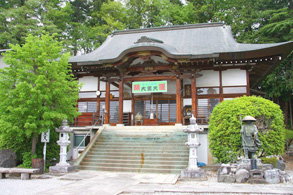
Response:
[219, 70, 223, 102]
[124, 75, 176, 82]
[105, 79, 110, 124]
[119, 77, 124, 124]
[128, 65, 173, 73]
[191, 75, 197, 117]
[176, 77, 182, 124]
[125, 82, 132, 89]
[111, 81, 119, 89]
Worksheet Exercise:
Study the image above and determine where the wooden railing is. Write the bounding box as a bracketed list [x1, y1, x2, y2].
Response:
[74, 112, 103, 126]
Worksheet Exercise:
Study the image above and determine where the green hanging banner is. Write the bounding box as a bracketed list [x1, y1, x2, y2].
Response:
[132, 81, 167, 93]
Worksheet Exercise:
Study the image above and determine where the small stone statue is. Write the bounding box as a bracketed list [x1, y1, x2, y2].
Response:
[240, 116, 262, 159]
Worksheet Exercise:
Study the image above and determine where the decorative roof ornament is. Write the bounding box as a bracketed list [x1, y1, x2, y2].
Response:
[135, 36, 164, 44]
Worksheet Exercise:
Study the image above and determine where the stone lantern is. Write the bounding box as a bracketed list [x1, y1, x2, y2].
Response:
[181, 115, 206, 178]
[49, 119, 75, 173]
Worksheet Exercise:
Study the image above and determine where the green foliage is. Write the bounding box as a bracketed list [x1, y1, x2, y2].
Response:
[18, 152, 37, 168]
[285, 129, 293, 140]
[261, 157, 278, 168]
[0, 33, 80, 164]
[208, 96, 285, 163]
[285, 129, 293, 149]
[0, 0, 291, 55]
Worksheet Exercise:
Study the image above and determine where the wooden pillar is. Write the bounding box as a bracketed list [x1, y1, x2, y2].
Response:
[191, 74, 197, 117]
[97, 77, 100, 116]
[246, 69, 250, 96]
[219, 70, 223, 102]
[105, 78, 110, 124]
[176, 76, 182, 124]
[119, 77, 124, 124]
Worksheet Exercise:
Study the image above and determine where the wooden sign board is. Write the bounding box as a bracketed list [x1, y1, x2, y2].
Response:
[132, 81, 167, 93]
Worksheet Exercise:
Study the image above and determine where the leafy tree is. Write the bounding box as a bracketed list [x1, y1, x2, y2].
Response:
[259, 51, 293, 128]
[0, 0, 61, 49]
[0, 33, 80, 159]
[208, 96, 285, 163]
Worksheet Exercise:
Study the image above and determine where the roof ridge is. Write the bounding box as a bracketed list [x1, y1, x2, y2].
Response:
[112, 22, 224, 36]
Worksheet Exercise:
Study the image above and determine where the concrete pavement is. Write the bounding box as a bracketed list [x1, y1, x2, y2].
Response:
[1, 170, 292, 195]
[40, 170, 293, 195]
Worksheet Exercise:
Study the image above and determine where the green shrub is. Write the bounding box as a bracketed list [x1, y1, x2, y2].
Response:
[261, 157, 278, 168]
[285, 129, 293, 140]
[208, 96, 285, 163]
[18, 152, 37, 168]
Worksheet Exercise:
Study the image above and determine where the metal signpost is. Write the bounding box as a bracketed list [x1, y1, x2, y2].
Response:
[41, 129, 50, 173]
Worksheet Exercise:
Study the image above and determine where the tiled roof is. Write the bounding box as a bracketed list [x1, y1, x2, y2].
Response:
[69, 23, 292, 65]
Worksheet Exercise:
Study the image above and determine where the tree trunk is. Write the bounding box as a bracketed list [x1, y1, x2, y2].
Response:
[289, 94, 293, 129]
[284, 101, 288, 129]
[31, 133, 38, 156]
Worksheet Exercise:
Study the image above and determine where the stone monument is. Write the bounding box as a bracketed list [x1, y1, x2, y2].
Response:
[181, 115, 206, 179]
[49, 119, 75, 173]
[240, 116, 262, 161]
[217, 115, 291, 184]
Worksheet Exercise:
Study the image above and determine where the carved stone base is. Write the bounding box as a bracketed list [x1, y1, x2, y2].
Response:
[49, 165, 75, 173]
[247, 169, 267, 184]
[181, 167, 206, 179]
[218, 174, 236, 183]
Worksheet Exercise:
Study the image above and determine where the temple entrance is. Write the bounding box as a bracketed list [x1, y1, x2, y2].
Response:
[134, 98, 177, 125]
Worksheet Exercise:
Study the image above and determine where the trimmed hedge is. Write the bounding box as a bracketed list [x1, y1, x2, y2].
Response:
[208, 96, 285, 163]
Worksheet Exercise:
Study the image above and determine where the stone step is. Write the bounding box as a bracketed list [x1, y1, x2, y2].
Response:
[80, 161, 187, 169]
[93, 142, 186, 148]
[94, 141, 187, 145]
[87, 151, 189, 158]
[89, 148, 188, 153]
[77, 127, 189, 174]
[92, 144, 187, 150]
[78, 165, 184, 174]
[84, 154, 188, 161]
[97, 137, 187, 143]
[81, 158, 188, 165]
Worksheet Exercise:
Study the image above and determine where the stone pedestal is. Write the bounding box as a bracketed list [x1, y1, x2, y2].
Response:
[237, 158, 273, 171]
[49, 165, 75, 173]
[181, 167, 206, 180]
[248, 169, 266, 184]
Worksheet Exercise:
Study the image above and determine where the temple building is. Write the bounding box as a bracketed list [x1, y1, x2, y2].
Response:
[1, 23, 292, 171]
[69, 23, 292, 128]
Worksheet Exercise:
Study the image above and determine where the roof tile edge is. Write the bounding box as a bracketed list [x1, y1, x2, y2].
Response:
[112, 22, 224, 35]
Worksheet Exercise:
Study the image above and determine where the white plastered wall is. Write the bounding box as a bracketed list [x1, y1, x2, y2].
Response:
[79, 76, 98, 91]
[164, 80, 176, 94]
[196, 70, 220, 87]
[99, 81, 119, 90]
[123, 100, 132, 113]
[222, 69, 247, 86]
[197, 133, 208, 164]
[123, 84, 132, 97]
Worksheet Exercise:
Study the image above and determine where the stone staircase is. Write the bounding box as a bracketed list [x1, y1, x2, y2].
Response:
[77, 126, 189, 174]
